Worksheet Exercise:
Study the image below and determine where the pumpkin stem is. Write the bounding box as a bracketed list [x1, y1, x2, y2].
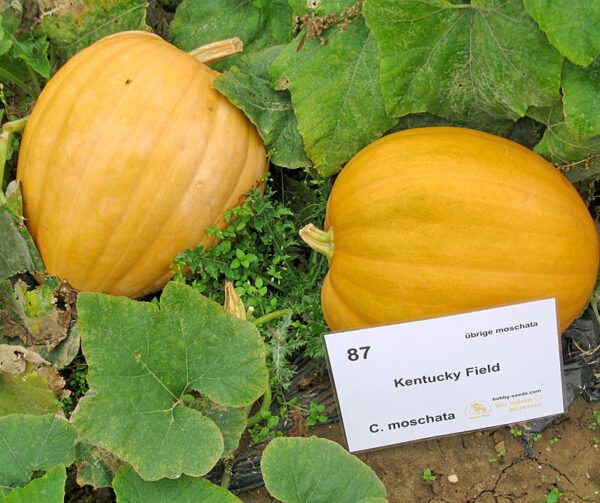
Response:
[189, 37, 244, 64]
[299, 224, 334, 262]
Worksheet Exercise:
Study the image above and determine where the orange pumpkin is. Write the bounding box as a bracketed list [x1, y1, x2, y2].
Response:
[17, 31, 267, 298]
[301, 127, 599, 333]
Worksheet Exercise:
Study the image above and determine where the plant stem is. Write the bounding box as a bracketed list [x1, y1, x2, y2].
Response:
[189, 37, 243, 64]
[221, 454, 234, 489]
[299, 224, 334, 262]
[252, 309, 292, 327]
[246, 382, 272, 428]
[4, 117, 29, 133]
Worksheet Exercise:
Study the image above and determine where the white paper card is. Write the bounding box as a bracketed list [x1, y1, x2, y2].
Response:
[324, 299, 565, 452]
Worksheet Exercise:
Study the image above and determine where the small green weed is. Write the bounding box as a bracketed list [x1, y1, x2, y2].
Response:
[545, 486, 563, 503]
[549, 436, 560, 445]
[509, 427, 522, 437]
[248, 398, 329, 443]
[488, 450, 505, 463]
[422, 468, 436, 482]
[533, 433, 542, 442]
[306, 401, 328, 427]
[248, 410, 282, 443]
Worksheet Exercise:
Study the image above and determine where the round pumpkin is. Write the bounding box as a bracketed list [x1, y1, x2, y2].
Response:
[300, 127, 599, 333]
[17, 31, 267, 298]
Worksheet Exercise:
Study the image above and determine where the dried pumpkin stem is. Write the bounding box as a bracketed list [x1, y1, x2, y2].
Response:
[299, 224, 334, 263]
[189, 37, 244, 64]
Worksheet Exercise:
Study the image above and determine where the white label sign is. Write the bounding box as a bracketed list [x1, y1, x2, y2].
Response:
[324, 299, 565, 452]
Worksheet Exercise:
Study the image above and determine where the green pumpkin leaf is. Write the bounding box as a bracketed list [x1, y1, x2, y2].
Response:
[261, 436, 387, 503]
[270, 18, 395, 176]
[562, 60, 600, 139]
[171, 0, 267, 72]
[1, 465, 66, 503]
[0, 414, 76, 491]
[264, 0, 294, 44]
[523, 0, 600, 67]
[530, 105, 600, 164]
[363, 0, 562, 129]
[75, 441, 122, 488]
[71, 281, 267, 481]
[41, 0, 149, 60]
[112, 464, 241, 503]
[214, 46, 310, 169]
[190, 398, 246, 457]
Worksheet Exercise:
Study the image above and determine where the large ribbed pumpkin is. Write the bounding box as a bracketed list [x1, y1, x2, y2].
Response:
[17, 31, 267, 298]
[301, 127, 599, 333]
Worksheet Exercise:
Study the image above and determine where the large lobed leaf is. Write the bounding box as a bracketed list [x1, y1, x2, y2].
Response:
[0, 414, 76, 491]
[112, 464, 241, 502]
[214, 46, 310, 169]
[261, 436, 387, 503]
[363, 0, 562, 129]
[524, 0, 600, 67]
[270, 18, 395, 176]
[71, 281, 267, 481]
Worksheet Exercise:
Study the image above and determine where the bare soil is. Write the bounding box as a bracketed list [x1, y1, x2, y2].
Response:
[243, 398, 600, 502]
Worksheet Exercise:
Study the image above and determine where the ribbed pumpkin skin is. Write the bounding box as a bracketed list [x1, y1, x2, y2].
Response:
[322, 127, 599, 333]
[17, 31, 267, 298]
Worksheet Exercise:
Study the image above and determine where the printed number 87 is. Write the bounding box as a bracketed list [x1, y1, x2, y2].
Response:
[347, 346, 370, 361]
